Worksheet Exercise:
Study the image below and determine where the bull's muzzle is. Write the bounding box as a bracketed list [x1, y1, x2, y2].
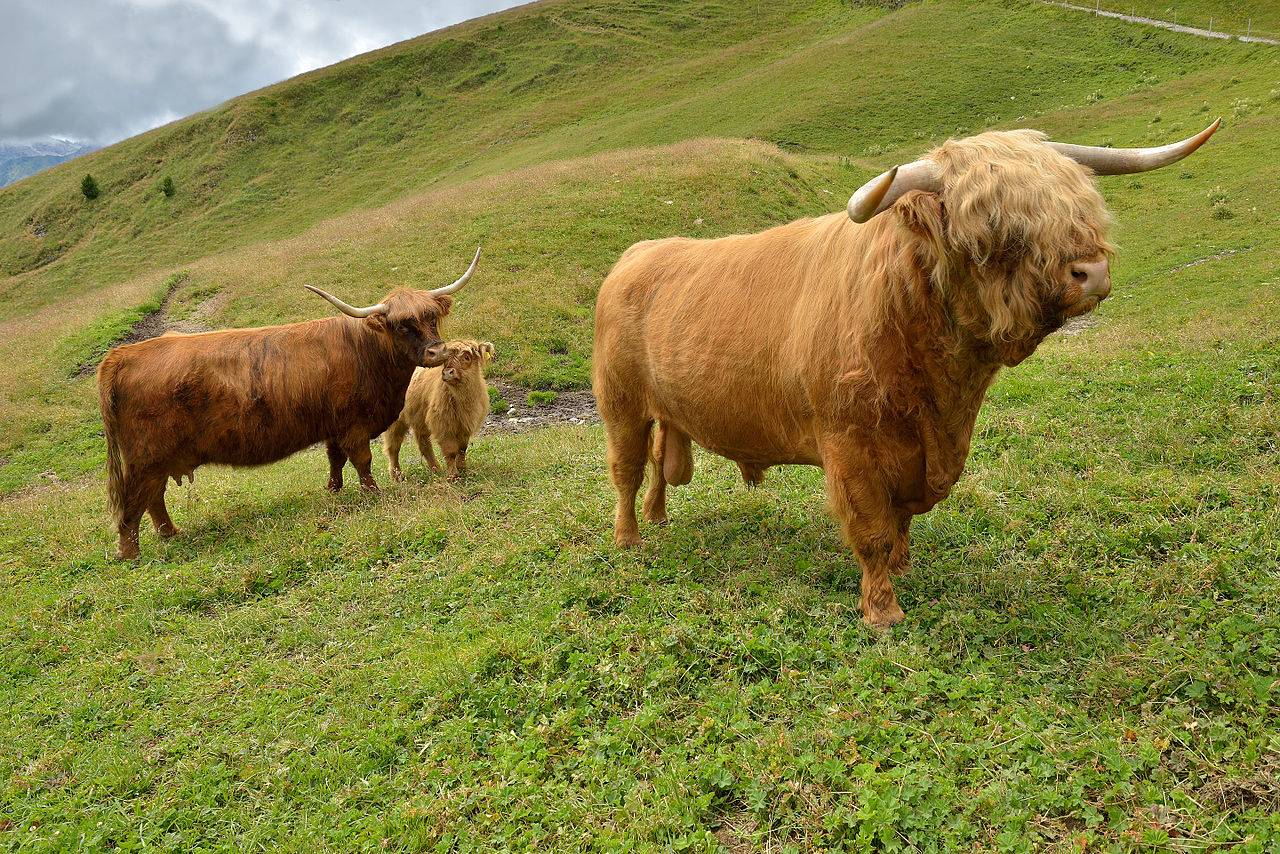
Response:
[1071, 258, 1111, 302]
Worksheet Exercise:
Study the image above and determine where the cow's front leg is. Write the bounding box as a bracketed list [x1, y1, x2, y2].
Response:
[823, 456, 908, 628]
[325, 441, 347, 492]
[341, 437, 379, 492]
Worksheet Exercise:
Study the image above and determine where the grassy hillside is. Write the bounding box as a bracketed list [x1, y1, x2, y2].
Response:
[1, 0, 1278, 849]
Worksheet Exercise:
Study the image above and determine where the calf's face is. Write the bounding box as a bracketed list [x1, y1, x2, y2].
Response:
[440, 340, 495, 385]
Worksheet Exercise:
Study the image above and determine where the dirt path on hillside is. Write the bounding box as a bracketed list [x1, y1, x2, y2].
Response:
[1044, 1, 1279, 44]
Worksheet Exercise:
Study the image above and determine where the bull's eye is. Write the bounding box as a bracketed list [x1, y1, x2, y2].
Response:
[1071, 269, 1088, 283]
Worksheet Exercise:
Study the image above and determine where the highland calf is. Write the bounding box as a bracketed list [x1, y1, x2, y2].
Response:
[384, 340, 494, 481]
[592, 121, 1220, 627]
[98, 249, 481, 559]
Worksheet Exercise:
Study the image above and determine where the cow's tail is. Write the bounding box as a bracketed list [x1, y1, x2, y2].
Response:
[98, 360, 126, 529]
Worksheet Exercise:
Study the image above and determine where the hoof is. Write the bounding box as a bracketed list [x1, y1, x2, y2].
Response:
[359, 481, 380, 493]
[157, 525, 181, 540]
[389, 469, 404, 483]
[643, 513, 669, 526]
[326, 480, 343, 493]
[116, 544, 140, 561]
[863, 603, 906, 630]
[614, 531, 642, 549]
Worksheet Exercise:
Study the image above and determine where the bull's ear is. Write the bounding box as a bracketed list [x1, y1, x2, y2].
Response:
[365, 311, 390, 333]
[435, 294, 454, 316]
[894, 189, 946, 265]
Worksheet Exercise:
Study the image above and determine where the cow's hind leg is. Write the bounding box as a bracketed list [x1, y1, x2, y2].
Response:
[325, 441, 347, 492]
[603, 413, 653, 548]
[147, 481, 180, 539]
[115, 472, 165, 560]
[823, 452, 908, 628]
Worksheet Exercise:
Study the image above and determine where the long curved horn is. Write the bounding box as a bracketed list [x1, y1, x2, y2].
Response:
[1048, 119, 1220, 175]
[303, 285, 387, 318]
[427, 246, 481, 297]
[847, 160, 941, 223]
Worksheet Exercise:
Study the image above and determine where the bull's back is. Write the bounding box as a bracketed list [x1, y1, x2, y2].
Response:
[595, 227, 828, 465]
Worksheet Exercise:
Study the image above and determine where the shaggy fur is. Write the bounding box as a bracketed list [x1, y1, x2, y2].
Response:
[592, 129, 1117, 627]
[98, 287, 453, 559]
[384, 340, 494, 481]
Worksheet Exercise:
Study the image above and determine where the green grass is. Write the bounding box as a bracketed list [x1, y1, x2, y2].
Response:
[1, 0, 1279, 848]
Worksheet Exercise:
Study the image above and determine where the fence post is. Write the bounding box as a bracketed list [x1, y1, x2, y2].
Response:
[1208, 16, 1213, 35]
[1247, 18, 1252, 39]
[1095, 0, 1099, 15]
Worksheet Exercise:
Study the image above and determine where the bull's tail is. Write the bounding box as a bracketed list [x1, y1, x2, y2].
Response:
[98, 360, 126, 528]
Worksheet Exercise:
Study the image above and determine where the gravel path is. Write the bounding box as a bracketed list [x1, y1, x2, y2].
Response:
[1044, 1, 1278, 44]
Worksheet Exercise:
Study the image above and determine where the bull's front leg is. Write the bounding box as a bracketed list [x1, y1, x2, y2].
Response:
[325, 441, 347, 492]
[823, 451, 909, 628]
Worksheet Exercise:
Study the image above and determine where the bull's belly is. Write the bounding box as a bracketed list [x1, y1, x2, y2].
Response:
[650, 392, 822, 468]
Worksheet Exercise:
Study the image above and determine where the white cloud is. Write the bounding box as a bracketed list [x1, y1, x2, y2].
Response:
[0, 0, 522, 144]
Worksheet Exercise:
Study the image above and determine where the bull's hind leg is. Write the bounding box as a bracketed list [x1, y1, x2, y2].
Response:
[147, 483, 180, 539]
[325, 441, 347, 492]
[823, 450, 908, 628]
[603, 413, 653, 548]
[642, 427, 668, 525]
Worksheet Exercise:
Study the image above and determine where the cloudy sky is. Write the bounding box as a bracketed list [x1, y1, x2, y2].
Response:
[1, 0, 525, 146]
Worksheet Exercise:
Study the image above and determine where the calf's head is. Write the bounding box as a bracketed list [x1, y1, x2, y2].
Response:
[439, 340, 495, 386]
[848, 121, 1219, 364]
[305, 247, 481, 367]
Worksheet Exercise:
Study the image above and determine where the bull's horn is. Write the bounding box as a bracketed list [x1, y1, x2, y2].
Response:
[427, 246, 481, 297]
[1048, 119, 1221, 175]
[847, 160, 942, 223]
[304, 285, 387, 318]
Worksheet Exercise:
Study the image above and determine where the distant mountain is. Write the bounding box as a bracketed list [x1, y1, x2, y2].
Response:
[0, 139, 97, 188]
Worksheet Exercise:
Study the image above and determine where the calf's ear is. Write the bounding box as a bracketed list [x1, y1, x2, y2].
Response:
[479, 342, 495, 364]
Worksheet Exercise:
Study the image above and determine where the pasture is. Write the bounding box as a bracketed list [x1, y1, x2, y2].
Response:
[1, 0, 1277, 849]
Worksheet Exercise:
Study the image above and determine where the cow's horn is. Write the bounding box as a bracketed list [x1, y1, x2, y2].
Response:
[1048, 119, 1220, 175]
[427, 246, 481, 297]
[847, 160, 942, 223]
[304, 285, 387, 318]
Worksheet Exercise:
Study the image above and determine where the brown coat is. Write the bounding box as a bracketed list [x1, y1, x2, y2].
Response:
[384, 340, 494, 481]
[98, 287, 455, 559]
[593, 129, 1121, 627]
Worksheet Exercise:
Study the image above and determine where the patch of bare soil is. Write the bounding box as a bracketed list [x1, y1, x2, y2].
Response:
[481, 379, 598, 435]
[72, 276, 210, 377]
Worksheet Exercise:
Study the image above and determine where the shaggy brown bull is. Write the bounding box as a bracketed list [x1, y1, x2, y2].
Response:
[593, 122, 1219, 627]
[98, 248, 480, 559]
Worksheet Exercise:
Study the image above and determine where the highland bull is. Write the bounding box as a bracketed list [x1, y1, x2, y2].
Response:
[98, 248, 480, 559]
[592, 122, 1219, 627]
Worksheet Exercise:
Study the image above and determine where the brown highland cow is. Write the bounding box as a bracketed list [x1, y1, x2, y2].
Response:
[592, 122, 1220, 627]
[384, 339, 495, 481]
[98, 249, 480, 559]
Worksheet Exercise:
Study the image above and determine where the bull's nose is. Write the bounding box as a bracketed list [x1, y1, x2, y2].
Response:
[423, 343, 446, 365]
[1070, 259, 1111, 301]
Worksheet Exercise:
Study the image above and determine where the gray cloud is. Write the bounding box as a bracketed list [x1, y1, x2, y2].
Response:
[1, 0, 522, 145]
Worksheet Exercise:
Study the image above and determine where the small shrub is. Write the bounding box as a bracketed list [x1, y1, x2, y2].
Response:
[80, 174, 100, 200]
[160, 176, 175, 198]
[527, 390, 557, 407]
[488, 385, 509, 415]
